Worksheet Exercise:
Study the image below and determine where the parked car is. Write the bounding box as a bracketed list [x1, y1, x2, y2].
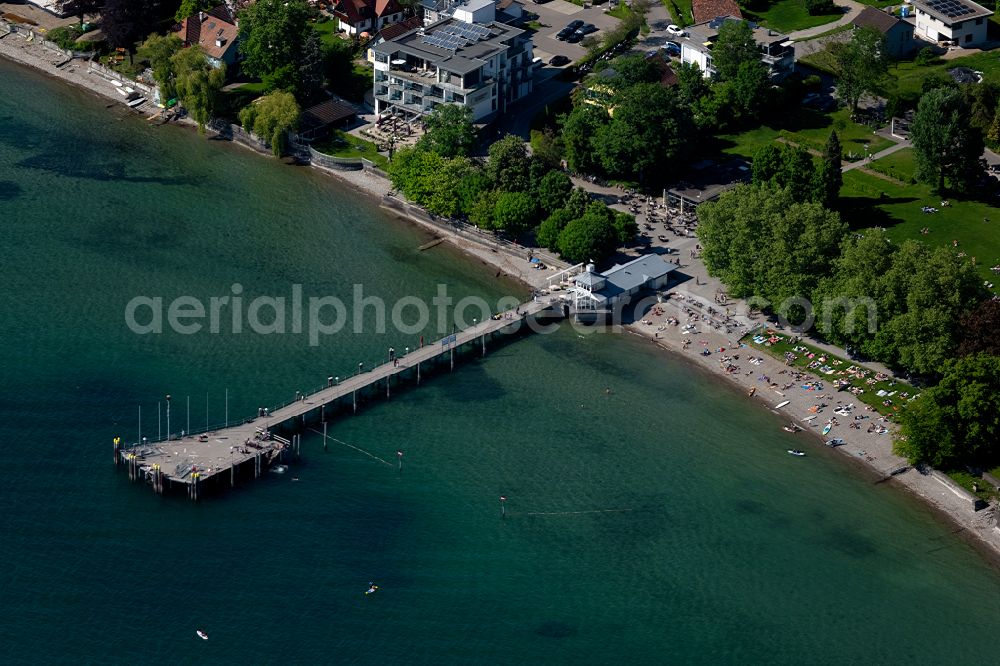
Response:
[576, 23, 598, 36]
[664, 41, 681, 56]
[666, 24, 686, 37]
[549, 54, 570, 66]
[566, 31, 585, 43]
[567, 19, 584, 29]
[532, 56, 543, 68]
[556, 26, 575, 40]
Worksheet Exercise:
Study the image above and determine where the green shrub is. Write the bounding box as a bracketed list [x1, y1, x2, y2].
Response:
[914, 47, 940, 67]
[802, 74, 822, 90]
[46, 26, 83, 49]
[805, 0, 837, 14]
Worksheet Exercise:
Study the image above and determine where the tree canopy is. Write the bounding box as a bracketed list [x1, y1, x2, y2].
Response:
[956, 300, 1000, 358]
[239, 91, 300, 156]
[101, 0, 155, 53]
[56, 0, 101, 26]
[711, 20, 760, 81]
[814, 130, 842, 208]
[418, 104, 475, 158]
[486, 135, 532, 193]
[238, 0, 317, 96]
[696, 184, 847, 315]
[813, 231, 986, 375]
[137, 33, 183, 100]
[830, 27, 887, 114]
[911, 86, 985, 193]
[895, 354, 1000, 467]
[172, 46, 226, 132]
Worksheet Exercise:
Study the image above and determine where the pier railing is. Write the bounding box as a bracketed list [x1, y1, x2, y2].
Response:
[129, 319, 509, 446]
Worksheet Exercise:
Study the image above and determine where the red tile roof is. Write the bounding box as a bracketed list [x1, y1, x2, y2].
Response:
[378, 16, 422, 41]
[177, 12, 239, 61]
[334, 0, 403, 26]
[691, 0, 742, 24]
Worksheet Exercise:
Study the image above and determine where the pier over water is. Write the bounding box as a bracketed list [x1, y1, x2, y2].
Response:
[114, 297, 566, 498]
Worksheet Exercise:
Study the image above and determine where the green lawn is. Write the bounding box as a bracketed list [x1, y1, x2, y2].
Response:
[662, 0, 693, 26]
[717, 107, 892, 160]
[890, 51, 1000, 97]
[865, 146, 916, 183]
[840, 167, 1000, 282]
[743, 329, 915, 416]
[946, 470, 999, 502]
[313, 130, 389, 169]
[742, 0, 841, 34]
[312, 17, 340, 49]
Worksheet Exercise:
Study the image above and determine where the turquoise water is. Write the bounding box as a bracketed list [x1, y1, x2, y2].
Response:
[2, 58, 1000, 664]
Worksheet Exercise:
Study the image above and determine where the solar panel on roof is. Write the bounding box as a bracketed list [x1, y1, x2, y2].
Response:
[926, 0, 975, 17]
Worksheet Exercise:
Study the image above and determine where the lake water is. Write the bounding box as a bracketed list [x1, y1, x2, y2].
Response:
[2, 58, 999, 664]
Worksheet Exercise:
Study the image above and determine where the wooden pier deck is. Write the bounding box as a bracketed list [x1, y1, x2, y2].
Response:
[116, 297, 565, 497]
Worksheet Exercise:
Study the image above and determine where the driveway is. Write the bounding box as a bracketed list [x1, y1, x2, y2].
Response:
[525, 0, 621, 63]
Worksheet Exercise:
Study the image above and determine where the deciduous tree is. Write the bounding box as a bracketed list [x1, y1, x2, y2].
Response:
[492, 191, 538, 235]
[238, 90, 300, 156]
[595, 84, 693, 183]
[536, 170, 572, 215]
[830, 27, 887, 115]
[557, 204, 617, 263]
[711, 20, 759, 81]
[911, 86, 985, 193]
[138, 33, 183, 100]
[102, 0, 153, 54]
[56, 0, 101, 27]
[486, 135, 531, 192]
[895, 354, 1000, 467]
[418, 104, 475, 158]
[238, 0, 312, 91]
[172, 46, 226, 132]
[956, 300, 1000, 357]
[696, 184, 846, 308]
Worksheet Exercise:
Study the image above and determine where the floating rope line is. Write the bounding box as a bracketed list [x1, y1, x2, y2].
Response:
[519, 508, 633, 517]
[308, 428, 394, 467]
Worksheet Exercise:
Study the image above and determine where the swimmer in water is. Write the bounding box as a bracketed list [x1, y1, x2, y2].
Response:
[366, 582, 378, 595]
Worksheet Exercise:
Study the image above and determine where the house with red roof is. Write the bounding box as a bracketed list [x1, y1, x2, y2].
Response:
[333, 0, 407, 37]
[691, 0, 742, 24]
[176, 8, 241, 69]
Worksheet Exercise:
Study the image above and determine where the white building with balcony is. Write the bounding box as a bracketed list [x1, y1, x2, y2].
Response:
[911, 0, 992, 47]
[680, 16, 795, 81]
[371, 17, 533, 122]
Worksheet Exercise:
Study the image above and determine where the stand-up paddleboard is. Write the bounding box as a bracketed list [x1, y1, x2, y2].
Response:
[774, 400, 790, 409]
[822, 422, 833, 436]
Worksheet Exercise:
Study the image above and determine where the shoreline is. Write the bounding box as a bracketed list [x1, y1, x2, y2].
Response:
[623, 303, 1000, 561]
[5, 29, 999, 563]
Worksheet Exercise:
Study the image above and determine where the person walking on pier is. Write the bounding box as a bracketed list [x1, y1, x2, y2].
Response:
[388, 347, 395, 362]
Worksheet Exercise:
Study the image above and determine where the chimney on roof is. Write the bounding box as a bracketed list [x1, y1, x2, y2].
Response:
[216, 38, 225, 47]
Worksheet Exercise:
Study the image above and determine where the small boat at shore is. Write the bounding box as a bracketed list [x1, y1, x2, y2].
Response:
[196, 630, 208, 640]
[826, 438, 845, 447]
[787, 450, 805, 456]
[774, 400, 790, 409]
